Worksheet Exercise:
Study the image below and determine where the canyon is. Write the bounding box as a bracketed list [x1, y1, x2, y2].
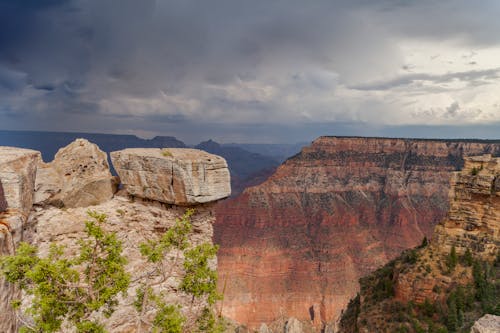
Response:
[214, 137, 500, 330]
[338, 154, 499, 332]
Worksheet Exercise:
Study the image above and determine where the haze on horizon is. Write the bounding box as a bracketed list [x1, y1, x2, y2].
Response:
[0, 0, 499, 144]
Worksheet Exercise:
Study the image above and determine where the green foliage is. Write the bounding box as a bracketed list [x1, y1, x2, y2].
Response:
[420, 237, 429, 248]
[461, 248, 473, 266]
[161, 149, 173, 157]
[181, 243, 220, 305]
[196, 307, 226, 333]
[139, 209, 194, 263]
[0, 211, 130, 333]
[152, 303, 185, 333]
[137, 209, 224, 332]
[446, 246, 458, 272]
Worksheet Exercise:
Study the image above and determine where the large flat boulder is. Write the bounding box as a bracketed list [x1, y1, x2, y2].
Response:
[111, 148, 231, 205]
[0, 146, 40, 333]
[34, 139, 117, 208]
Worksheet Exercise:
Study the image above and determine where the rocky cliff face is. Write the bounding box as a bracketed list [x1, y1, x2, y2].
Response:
[0, 147, 41, 333]
[0, 141, 230, 332]
[214, 137, 500, 330]
[338, 154, 499, 333]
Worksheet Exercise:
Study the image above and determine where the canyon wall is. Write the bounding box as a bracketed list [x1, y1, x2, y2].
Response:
[214, 137, 500, 330]
[338, 154, 499, 332]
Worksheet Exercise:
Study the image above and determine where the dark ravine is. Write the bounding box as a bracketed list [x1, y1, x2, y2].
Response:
[214, 136, 500, 330]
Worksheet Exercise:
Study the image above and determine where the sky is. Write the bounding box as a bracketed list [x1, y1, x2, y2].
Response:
[0, 0, 499, 144]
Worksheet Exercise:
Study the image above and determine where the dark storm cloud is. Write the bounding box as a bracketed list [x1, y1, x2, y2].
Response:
[0, 0, 499, 142]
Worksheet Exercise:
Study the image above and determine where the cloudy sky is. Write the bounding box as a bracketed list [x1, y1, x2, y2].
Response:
[0, 0, 499, 143]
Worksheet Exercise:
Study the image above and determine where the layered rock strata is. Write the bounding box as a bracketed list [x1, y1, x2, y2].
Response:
[433, 154, 500, 261]
[34, 138, 117, 208]
[214, 137, 500, 329]
[395, 154, 500, 304]
[337, 154, 499, 332]
[0, 147, 41, 333]
[111, 148, 231, 205]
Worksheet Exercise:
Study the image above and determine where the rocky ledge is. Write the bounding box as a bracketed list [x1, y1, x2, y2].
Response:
[0, 147, 41, 333]
[0, 140, 231, 333]
[111, 148, 231, 205]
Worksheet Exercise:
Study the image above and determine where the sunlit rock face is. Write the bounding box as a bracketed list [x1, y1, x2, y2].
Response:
[0, 147, 40, 333]
[111, 148, 231, 205]
[0, 140, 231, 333]
[34, 138, 117, 208]
[396, 154, 500, 304]
[214, 136, 500, 330]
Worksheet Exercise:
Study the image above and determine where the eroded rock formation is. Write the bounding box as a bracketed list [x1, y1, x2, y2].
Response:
[395, 154, 500, 304]
[34, 138, 117, 208]
[0, 140, 230, 333]
[214, 137, 500, 329]
[0, 147, 41, 333]
[338, 154, 500, 332]
[111, 148, 231, 205]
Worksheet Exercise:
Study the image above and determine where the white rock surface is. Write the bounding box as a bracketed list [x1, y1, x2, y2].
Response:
[34, 139, 117, 208]
[0, 146, 40, 333]
[31, 195, 217, 332]
[111, 148, 231, 205]
[471, 314, 500, 333]
[285, 317, 303, 333]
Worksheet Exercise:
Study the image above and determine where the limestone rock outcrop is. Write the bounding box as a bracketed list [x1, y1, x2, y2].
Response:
[31, 196, 217, 332]
[34, 138, 117, 208]
[111, 148, 231, 205]
[471, 314, 500, 333]
[214, 137, 500, 329]
[0, 141, 231, 333]
[0, 147, 40, 333]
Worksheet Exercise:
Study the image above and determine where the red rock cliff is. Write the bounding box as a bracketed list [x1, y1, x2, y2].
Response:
[214, 137, 500, 329]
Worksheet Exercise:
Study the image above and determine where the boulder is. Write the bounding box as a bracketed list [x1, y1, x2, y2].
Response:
[34, 139, 117, 208]
[111, 148, 231, 205]
[284, 318, 303, 333]
[471, 314, 500, 333]
[258, 323, 271, 333]
[0, 146, 40, 333]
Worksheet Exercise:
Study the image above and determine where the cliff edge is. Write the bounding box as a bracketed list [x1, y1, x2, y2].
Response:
[0, 140, 231, 332]
[338, 154, 499, 332]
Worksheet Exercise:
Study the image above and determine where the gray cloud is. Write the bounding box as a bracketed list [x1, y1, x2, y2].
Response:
[350, 68, 500, 91]
[0, 0, 499, 142]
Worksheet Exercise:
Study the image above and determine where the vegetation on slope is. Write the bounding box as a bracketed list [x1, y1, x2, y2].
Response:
[0, 210, 224, 333]
[338, 240, 500, 333]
